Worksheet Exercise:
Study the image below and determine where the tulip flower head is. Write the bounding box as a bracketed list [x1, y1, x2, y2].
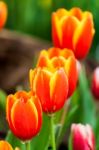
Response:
[52, 7, 95, 59]
[30, 67, 68, 113]
[91, 67, 99, 100]
[0, 1, 7, 29]
[71, 123, 95, 150]
[37, 47, 78, 97]
[0, 140, 13, 150]
[6, 91, 42, 141]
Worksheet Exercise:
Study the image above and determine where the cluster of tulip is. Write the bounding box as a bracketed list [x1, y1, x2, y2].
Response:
[0, 1, 96, 150]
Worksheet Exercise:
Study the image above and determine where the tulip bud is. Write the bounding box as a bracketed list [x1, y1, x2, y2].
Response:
[91, 67, 99, 100]
[0, 1, 7, 29]
[0, 140, 13, 150]
[71, 123, 95, 150]
[30, 67, 68, 113]
[6, 91, 42, 141]
[52, 7, 95, 60]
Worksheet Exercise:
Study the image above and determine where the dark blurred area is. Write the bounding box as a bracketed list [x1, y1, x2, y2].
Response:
[0, 29, 51, 92]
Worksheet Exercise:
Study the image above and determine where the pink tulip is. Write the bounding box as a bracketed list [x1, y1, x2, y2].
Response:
[91, 67, 99, 100]
[71, 124, 95, 150]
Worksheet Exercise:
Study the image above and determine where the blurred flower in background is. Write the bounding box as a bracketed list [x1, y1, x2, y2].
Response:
[71, 123, 95, 150]
[0, 1, 7, 28]
[91, 67, 99, 100]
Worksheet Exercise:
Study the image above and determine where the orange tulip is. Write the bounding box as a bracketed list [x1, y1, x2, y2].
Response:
[6, 91, 42, 141]
[0, 140, 13, 150]
[52, 7, 95, 59]
[37, 47, 77, 97]
[30, 67, 68, 113]
[0, 1, 7, 29]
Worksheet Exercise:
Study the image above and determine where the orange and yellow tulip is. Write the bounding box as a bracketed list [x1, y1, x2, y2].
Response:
[30, 67, 68, 113]
[52, 7, 95, 59]
[37, 47, 77, 97]
[0, 1, 7, 29]
[0, 140, 13, 150]
[6, 91, 42, 141]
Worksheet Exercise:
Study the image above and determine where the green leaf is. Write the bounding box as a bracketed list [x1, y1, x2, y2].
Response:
[68, 134, 72, 150]
[78, 66, 96, 127]
[56, 101, 78, 147]
[0, 89, 7, 111]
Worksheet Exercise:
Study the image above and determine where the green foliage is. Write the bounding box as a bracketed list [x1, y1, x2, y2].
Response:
[0, 89, 6, 111]
[68, 67, 96, 126]
[79, 67, 96, 127]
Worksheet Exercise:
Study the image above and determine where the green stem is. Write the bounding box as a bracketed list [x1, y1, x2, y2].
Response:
[49, 115, 56, 150]
[25, 141, 30, 150]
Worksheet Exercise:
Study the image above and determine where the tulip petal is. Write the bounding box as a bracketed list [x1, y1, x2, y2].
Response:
[51, 56, 66, 69]
[29, 69, 37, 92]
[62, 16, 79, 49]
[15, 91, 30, 103]
[11, 99, 38, 140]
[65, 57, 77, 97]
[32, 95, 42, 135]
[0, 141, 13, 150]
[48, 47, 60, 58]
[56, 8, 69, 19]
[72, 124, 86, 150]
[34, 68, 52, 112]
[86, 125, 95, 150]
[50, 68, 68, 112]
[6, 95, 17, 136]
[73, 14, 94, 59]
[52, 12, 62, 47]
[70, 7, 82, 20]
[60, 48, 75, 59]
[37, 50, 49, 67]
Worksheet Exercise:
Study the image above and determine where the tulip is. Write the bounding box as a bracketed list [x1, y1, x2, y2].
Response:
[91, 67, 99, 99]
[71, 123, 95, 150]
[0, 1, 7, 29]
[0, 140, 13, 150]
[52, 7, 95, 59]
[37, 47, 78, 97]
[30, 67, 68, 113]
[6, 91, 42, 141]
